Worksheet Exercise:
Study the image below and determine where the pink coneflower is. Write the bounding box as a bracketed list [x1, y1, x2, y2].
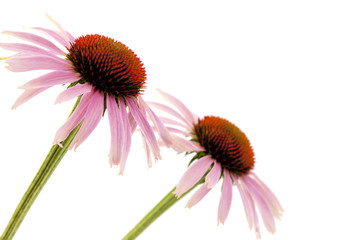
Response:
[0, 15, 171, 174]
[150, 90, 283, 238]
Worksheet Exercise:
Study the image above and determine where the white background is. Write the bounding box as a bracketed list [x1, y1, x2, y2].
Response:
[1, 1, 361, 239]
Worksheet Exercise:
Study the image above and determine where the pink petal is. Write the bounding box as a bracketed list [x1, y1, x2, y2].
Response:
[242, 175, 276, 234]
[156, 89, 198, 125]
[134, 100, 155, 166]
[128, 111, 137, 134]
[139, 96, 173, 147]
[218, 169, 233, 225]
[5, 55, 73, 72]
[12, 87, 50, 109]
[236, 176, 262, 238]
[53, 92, 92, 145]
[166, 127, 191, 136]
[186, 184, 212, 209]
[117, 98, 132, 172]
[107, 95, 132, 175]
[0, 42, 53, 56]
[69, 90, 104, 150]
[233, 174, 256, 230]
[158, 116, 188, 128]
[31, 27, 70, 48]
[147, 101, 191, 129]
[142, 133, 153, 168]
[174, 155, 213, 198]
[3, 30, 64, 55]
[55, 83, 92, 104]
[249, 172, 284, 217]
[243, 174, 283, 220]
[45, 14, 75, 43]
[19, 71, 80, 89]
[127, 97, 160, 160]
[107, 96, 122, 166]
[205, 161, 222, 188]
[170, 135, 204, 153]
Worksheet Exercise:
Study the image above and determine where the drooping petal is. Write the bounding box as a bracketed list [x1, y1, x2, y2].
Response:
[142, 132, 153, 168]
[249, 172, 284, 218]
[165, 127, 191, 137]
[174, 155, 213, 198]
[69, 90, 104, 150]
[3, 31, 64, 54]
[45, 14, 75, 43]
[138, 96, 172, 147]
[12, 87, 50, 109]
[117, 98, 132, 172]
[55, 83, 92, 104]
[128, 111, 137, 134]
[127, 97, 160, 160]
[19, 71, 80, 89]
[31, 27, 70, 48]
[205, 161, 222, 188]
[0, 42, 54, 56]
[242, 175, 276, 234]
[158, 116, 188, 129]
[156, 89, 198, 125]
[186, 184, 212, 209]
[132, 99, 155, 165]
[147, 101, 192, 129]
[233, 174, 255, 230]
[107, 95, 122, 167]
[5, 55, 73, 72]
[107, 95, 132, 174]
[171, 135, 204, 153]
[53, 92, 92, 145]
[236, 176, 262, 238]
[218, 169, 233, 225]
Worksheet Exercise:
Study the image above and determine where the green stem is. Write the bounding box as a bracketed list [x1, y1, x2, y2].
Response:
[0, 99, 82, 240]
[122, 180, 203, 240]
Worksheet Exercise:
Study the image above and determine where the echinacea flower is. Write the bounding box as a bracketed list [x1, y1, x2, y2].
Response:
[0, 15, 171, 174]
[149, 90, 283, 238]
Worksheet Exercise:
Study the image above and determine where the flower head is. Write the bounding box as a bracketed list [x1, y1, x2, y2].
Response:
[0, 15, 171, 174]
[150, 90, 283, 238]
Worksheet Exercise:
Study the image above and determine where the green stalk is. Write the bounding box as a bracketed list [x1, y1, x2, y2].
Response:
[0, 98, 82, 240]
[122, 180, 203, 240]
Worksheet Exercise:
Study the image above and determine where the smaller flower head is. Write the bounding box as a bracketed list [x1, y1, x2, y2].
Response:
[149, 90, 283, 238]
[194, 116, 255, 175]
[0, 15, 171, 174]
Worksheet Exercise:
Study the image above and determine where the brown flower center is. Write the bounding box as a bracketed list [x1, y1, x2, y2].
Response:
[67, 34, 146, 97]
[194, 116, 255, 175]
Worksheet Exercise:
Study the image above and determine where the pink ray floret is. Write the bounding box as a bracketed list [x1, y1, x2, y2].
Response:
[0, 42, 54, 56]
[1, 15, 168, 173]
[186, 184, 211, 209]
[205, 161, 222, 188]
[55, 83, 92, 104]
[218, 170, 233, 225]
[3, 30, 64, 55]
[53, 91, 93, 146]
[151, 90, 283, 238]
[19, 71, 81, 89]
[12, 87, 50, 109]
[5, 55, 73, 72]
[174, 155, 213, 197]
[107, 95, 132, 174]
[69, 90, 103, 151]
[127, 97, 161, 160]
